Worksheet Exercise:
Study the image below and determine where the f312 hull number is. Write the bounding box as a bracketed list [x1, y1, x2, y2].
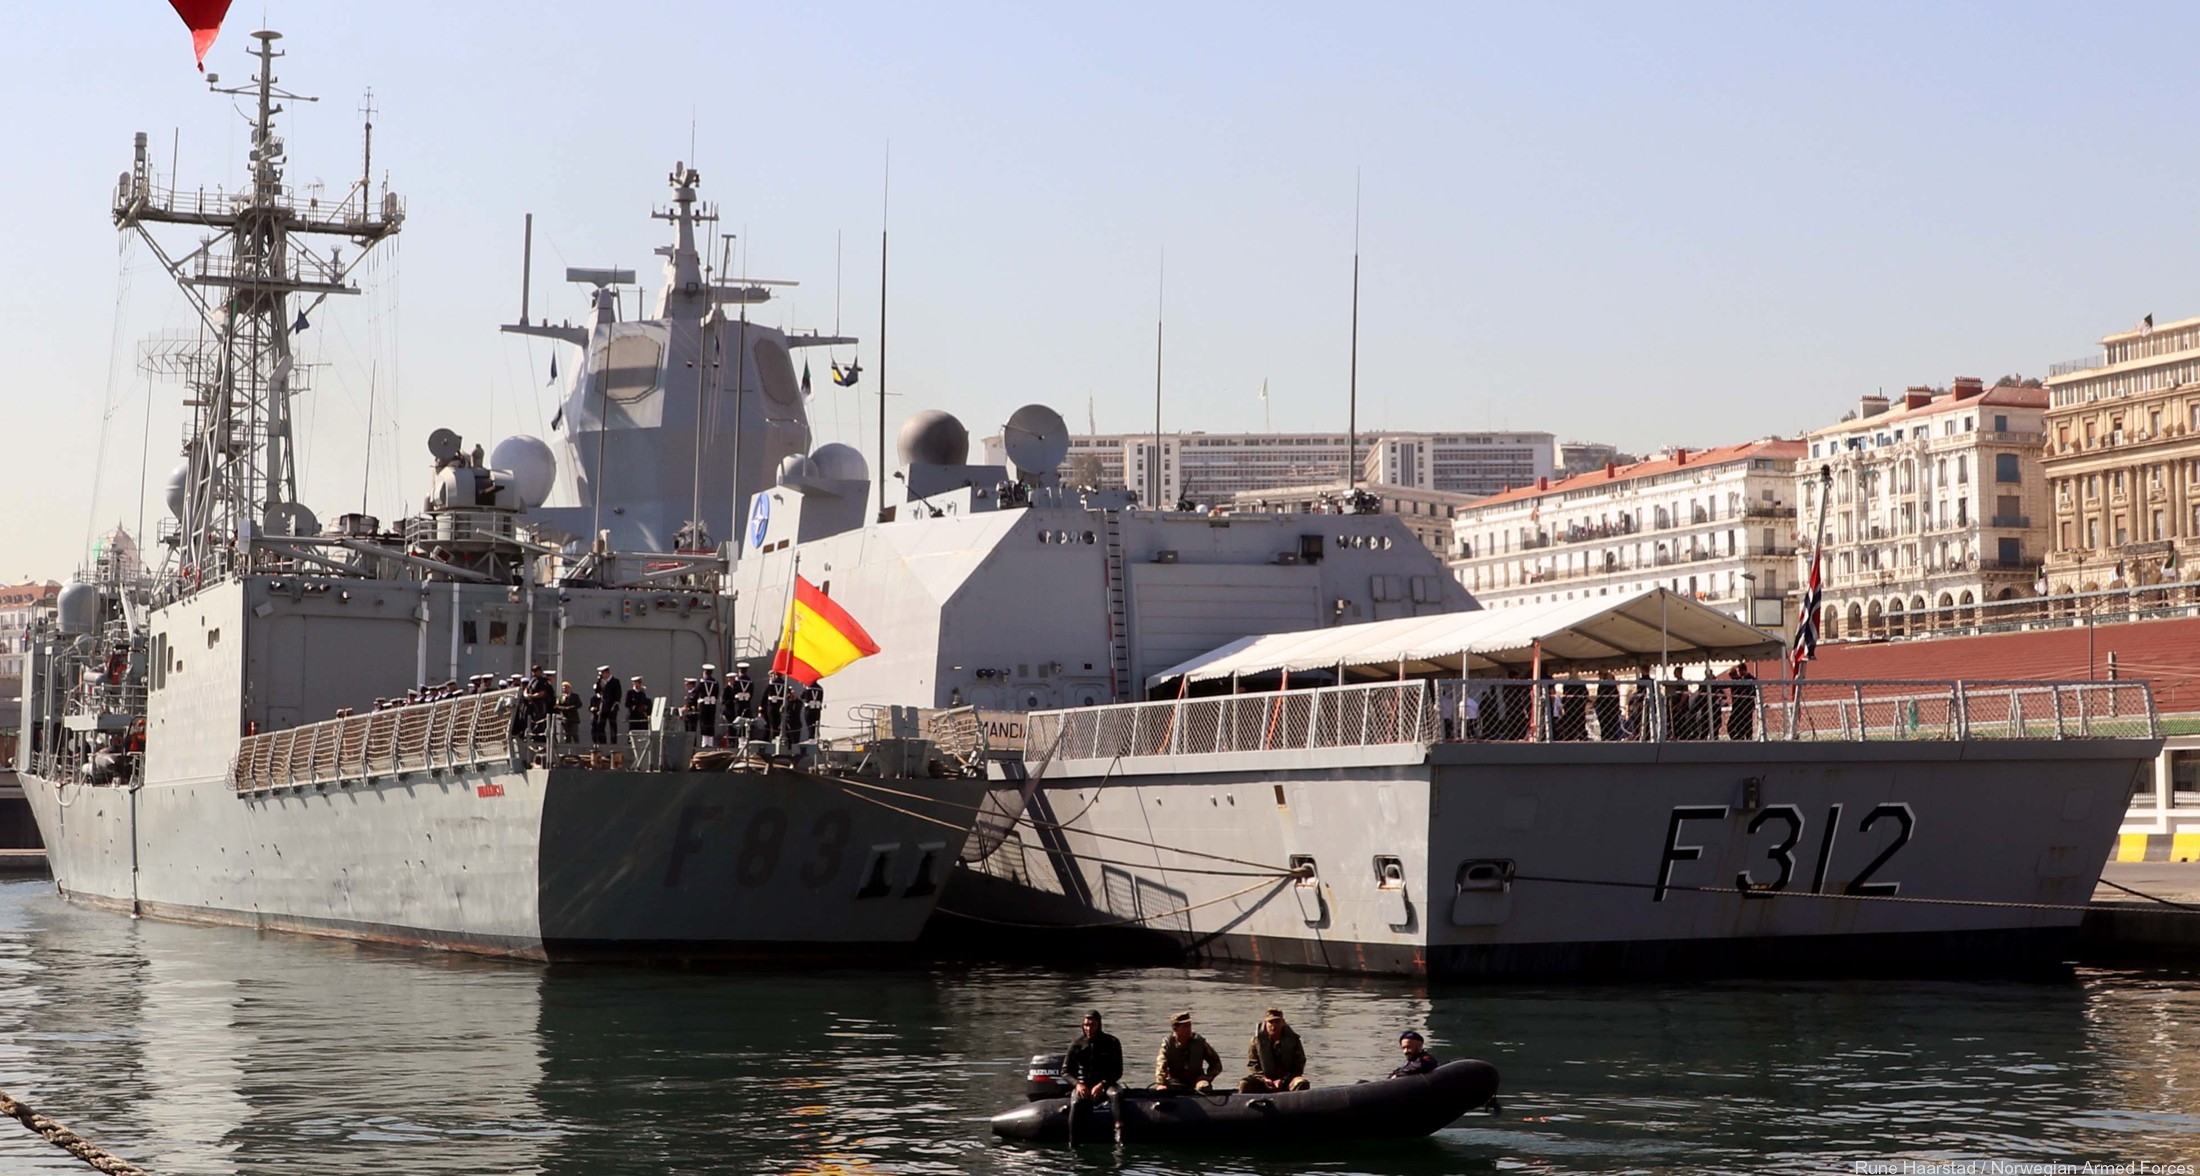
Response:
[1655, 803, 1914, 902]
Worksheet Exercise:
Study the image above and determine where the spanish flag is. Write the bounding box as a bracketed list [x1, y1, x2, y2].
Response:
[772, 576, 881, 685]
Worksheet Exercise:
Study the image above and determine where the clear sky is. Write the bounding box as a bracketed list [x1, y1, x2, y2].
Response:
[4, 1, 2196, 582]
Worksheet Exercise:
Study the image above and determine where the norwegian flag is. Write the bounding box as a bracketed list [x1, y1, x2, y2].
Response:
[1789, 545, 1824, 675]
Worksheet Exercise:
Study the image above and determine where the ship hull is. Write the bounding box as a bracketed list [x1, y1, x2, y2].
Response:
[23, 761, 983, 960]
[946, 738, 2154, 977]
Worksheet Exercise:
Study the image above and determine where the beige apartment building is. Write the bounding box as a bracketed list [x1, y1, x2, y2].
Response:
[1796, 378, 2050, 638]
[2041, 314, 2200, 593]
[1447, 439, 1801, 625]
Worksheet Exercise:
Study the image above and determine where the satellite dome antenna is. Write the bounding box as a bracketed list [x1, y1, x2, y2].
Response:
[1002, 404, 1070, 484]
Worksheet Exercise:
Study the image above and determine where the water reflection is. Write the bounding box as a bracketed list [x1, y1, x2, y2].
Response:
[0, 879, 2194, 1175]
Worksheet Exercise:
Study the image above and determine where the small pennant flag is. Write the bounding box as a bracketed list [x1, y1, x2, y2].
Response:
[550, 404, 563, 432]
[2167, 548, 2181, 574]
[547, 354, 558, 385]
[291, 310, 309, 333]
[169, 0, 232, 72]
[801, 360, 813, 397]
[831, 358, 862, 387]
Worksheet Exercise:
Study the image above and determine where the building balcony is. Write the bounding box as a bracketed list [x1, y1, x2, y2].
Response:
[1989, 515, 2031, 529]
[1979, 431, 2046, 446]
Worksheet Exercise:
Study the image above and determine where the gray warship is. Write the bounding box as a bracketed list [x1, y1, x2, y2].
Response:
[13, 32, 983, 958]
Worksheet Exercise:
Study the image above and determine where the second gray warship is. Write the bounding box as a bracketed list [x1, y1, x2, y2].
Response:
[14, 32, 982, 958]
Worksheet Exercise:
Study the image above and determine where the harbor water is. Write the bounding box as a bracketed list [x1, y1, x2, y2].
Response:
[1, 878, 2194, 1175]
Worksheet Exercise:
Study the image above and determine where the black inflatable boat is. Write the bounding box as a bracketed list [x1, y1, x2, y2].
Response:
[989, 1059, 1501, 1146]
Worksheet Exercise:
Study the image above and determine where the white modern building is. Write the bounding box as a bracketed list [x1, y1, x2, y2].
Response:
[989, 430, 1560, 508]
[1447, 440, 1803, 625]
[1797, 378, 2050, 639]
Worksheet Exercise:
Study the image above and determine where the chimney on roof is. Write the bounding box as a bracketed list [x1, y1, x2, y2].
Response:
[1674, 447, 1688, 465]
[1605, 460, 1618, 478]
[1902, 387, 1933, 410]
[1858, 394, 1890, 419]
[1952, 376, 1985, 399]
[1536, 476, 1549, 491]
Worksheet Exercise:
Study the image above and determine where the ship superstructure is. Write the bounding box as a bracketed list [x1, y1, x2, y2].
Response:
[13, 33, 979, 958]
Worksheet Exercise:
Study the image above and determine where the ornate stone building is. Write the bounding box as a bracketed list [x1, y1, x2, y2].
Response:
[1796, 378, 2049, 639]
[2042, 314, 2200, 594]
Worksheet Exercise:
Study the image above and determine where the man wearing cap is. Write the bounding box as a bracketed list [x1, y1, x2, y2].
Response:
[696, 664, 722, 746]
[1062, 1011, 1125, 1142]
[523, 665, 553, 738]
[730, 663, 756, 738]
[590, 666, 624, 744]
[625, 676, 653, 732]
[1154, 1012, 1222, 1093]
[681, 678, 701, 736]
[1389, 1030, 1439, 1078]
[1239, 1007, 1310, 1093]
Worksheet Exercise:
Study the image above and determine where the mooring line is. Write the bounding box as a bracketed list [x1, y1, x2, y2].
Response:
[825, 774, 1297, 874]
[0, 1088, 151, 1176]
[819, 777, 1298, 879]
[931, 872, 1301, 931]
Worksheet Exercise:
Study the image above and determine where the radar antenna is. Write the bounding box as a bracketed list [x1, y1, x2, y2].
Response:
[116, 30, 404, 585]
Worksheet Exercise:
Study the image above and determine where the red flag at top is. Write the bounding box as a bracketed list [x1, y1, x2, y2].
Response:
[168, 0, 233, 72]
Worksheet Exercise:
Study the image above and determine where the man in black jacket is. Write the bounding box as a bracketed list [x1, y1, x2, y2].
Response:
[590, 666, 623, 744]
[1062, 1011, 1124, 1145]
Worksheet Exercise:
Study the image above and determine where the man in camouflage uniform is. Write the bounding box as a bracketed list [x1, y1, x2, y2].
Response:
[1153, 1011, 1222, 1093]
[1238, 1007, 1310, 1093]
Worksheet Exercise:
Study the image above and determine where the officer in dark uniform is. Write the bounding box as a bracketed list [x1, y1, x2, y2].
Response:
[778, 676, 805, 745]
[681, 678, 701, 735]
[590, 666, 624, 744]
[800, 681, 824, 742]
[523, 665, 553, 738]
[729, 662, 755, 736]
[625, 676, 652, 731]
[762, 672, 790, 740]
[696, 664, 722, 746]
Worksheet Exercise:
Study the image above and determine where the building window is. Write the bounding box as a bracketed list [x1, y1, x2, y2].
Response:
[1994, 454, 2020, 483]
[1994, 414, 2008, 433]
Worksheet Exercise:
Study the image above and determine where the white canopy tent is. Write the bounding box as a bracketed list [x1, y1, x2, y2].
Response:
[1147, 588, 1784, 690]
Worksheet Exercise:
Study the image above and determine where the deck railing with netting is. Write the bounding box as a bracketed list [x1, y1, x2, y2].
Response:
[228, 689, 521, 793]
[1023, 678, 2159, 762]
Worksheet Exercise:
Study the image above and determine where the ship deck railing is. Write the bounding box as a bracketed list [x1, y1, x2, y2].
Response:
[228, 689, 522, 794]
[1023, 678, 2160, 763]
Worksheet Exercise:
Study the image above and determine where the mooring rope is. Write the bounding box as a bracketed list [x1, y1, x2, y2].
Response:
[0, 1088, 151, 1176]
[823, 774, 1299, 874]
[2095, 877, 2200, 913]
[819, 776, 1297, 879]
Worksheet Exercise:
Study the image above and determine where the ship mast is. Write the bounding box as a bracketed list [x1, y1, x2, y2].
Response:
[116, 30, 403, 585]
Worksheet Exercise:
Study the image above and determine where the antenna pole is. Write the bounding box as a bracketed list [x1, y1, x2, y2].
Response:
[359, 88, 374, 213]
[519, 213, 533, 325]
[876, 145, 890, 522]
[1348, 171, 1361, 488]
[1153, 249, 1164, 509]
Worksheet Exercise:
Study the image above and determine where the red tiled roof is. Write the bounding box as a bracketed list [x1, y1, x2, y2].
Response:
[0, 581, 60, 608]
[1807, 384, 2047, 438]
[1465, 439, 1804, 510]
